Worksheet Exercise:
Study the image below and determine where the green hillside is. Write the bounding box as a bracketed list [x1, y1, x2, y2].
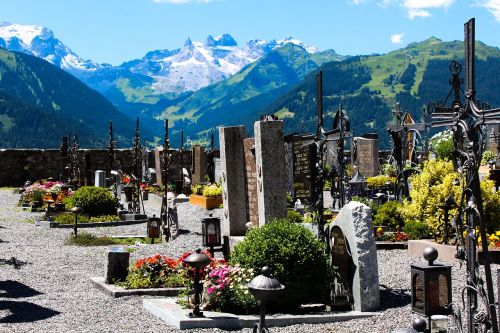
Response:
[263, 38, 500, 148]
[0, 48, 151, 148]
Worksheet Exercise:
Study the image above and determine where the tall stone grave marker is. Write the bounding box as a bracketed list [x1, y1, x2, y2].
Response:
[243, 138, 258, 227]
[191, 145, 207, 185]
[329, 201, 379, 312]
[254, 120, 287, 226]
[292, 135, 315, 204]
[352, 134, 379, 177]
[94, 170, 106, 187]
[219, 126, 248, 236]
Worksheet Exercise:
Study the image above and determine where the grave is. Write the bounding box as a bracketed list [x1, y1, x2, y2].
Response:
[329, 201, 380, 312]
[94, 170, 106, 187]
[291, 135, 315, 205]
[191, 145, 207, 185]
[351, 134, 379, 177]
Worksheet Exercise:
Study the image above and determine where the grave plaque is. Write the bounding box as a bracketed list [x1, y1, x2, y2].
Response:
[292, 136, 316, 204]
[330, 226, 353, 310]
[352, 134, 379, 177]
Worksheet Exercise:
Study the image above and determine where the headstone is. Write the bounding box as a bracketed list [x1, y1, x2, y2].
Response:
[329, 201, 379, 312]
[213, 158, 222, 183]
[191, 145, 207, 185]
[254, 120, 287, 226]
[219, 126, 248, 236]
[330, 226, 354, 310]
[292, 135, 315, 205]
[154, 147, 164, 185]
[352, 134, 379, 177]
[105, 247, 130, 284]
[243, 138, 258, 227]
[94, 170, 106, 187]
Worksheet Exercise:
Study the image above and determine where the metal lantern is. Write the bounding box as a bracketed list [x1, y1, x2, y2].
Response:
[70, 206, 84, 237]
[373, 192, 388, 206]
[184, 249, 212, 317]
[202, 217, 221, 247]
[147, 215, 161, 243]
[411, 247, 452, 317]
[247, 266, 285, 333]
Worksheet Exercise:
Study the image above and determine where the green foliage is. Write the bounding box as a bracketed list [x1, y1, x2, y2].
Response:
[482, 150, 495, 165]
[430, 130, 454, 160]
[399, 160, 460, 241]
[64, 232, 158, 246]
[403, 220, 433, 240]
[53, 213, 90, 224]
[202, 183, 222, 197]
[286, 209, 304, 223]
[381, 163, 397, 177]
[366, 175, 396, 188]
[481, 178, 500, 232]
[71, 186, 116, 217]
[373, 201, 404, 229]
[231, 219, 330, 310]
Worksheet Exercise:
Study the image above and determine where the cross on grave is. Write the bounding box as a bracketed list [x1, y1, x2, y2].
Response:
[387, 103, 423, 200]
[430, 18, 500, 333]
[108, 120, 117, 175]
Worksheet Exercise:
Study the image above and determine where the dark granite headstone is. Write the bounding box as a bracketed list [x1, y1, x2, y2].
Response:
[105, 248, 130, 284]
[330, 226, 353, 310]
[292, 136, 316, 204]
[352, 134, 379, 177]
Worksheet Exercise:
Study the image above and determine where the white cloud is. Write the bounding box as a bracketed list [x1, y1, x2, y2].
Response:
[408, 8, 431, 19]
[402, 0, 454, 10]
[476, 0, 500, 22]
[348, 0, 366, 4]
[391, 33, 404, 44]
[153, 0, 216, 3]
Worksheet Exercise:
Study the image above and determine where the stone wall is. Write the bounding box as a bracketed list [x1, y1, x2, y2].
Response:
[0, 149, 155, 187]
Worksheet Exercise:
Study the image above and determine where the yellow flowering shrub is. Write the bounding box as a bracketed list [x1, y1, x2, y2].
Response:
[400, 159, 500, 243]
[366, 175, 396, 188]
[399, 160, 461, 242]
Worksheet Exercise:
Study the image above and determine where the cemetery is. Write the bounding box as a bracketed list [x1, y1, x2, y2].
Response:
[2, 18, 500, 333]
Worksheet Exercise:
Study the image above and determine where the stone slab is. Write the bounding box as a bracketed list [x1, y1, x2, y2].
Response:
[36, 219, 148, 229]
[143, 298, 377, 330]
[90, 277, 184, 298]
[408, 239, 500, 265]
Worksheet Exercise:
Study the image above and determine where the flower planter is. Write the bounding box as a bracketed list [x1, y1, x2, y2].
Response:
[189, 194, 222, 210]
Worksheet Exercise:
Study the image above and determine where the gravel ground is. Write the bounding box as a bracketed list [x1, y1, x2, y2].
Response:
[0, 189, 498, 333]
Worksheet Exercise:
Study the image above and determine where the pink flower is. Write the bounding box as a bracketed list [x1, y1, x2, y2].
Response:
[207, 286, 215, 294]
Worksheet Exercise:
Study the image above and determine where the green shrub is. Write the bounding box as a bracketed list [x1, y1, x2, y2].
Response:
[65, 232, 117, 246]
[53, 213, 90, 224]
[403, 220, 433, 240]
[373, 201, 404, 229]
[231, 219, 330, 310]
[71, 186, 116, 217]
[366, 175, 396, 189]
[430, 130, 454, 160]
[89, 215, 120, 223]
[286, 209, 304, 223]
[482, 150, 495, 165]
[202, 183, 222, 197]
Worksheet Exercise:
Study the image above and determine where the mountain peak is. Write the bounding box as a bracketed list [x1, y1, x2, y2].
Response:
[0, 22, 45, 46]
[184, 37, 193, 47]
[206, 34, 237, 47]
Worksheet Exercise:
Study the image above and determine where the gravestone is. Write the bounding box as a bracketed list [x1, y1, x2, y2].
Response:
[213, 158, 221, 183]
[219, 126, 248, 236]
[254, 120, 287, 226]
[352, 134, 379, 177]
[105, 247, 130, 284]
[284, 137, 294, 194]
[292, 135, 316, 204]
[329, 201, 379, 312]
[94, 170, 106, 187]
[330, 226, 354, 310]
[191, 145, 207, 185]
[243, 138, 258, 227]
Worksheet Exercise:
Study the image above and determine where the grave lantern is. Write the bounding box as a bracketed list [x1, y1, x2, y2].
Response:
[147, 215, 161, 244]
[183, 249, 212, 317]
[349, 170, 367, 197]
[202, 217, 221, 248]
[411, 247, 452, 318]
[70, 206, 84, 237]
[373, 192, 388, 206]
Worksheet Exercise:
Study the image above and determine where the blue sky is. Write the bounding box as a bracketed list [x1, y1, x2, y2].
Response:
[1, 0, 499, 65]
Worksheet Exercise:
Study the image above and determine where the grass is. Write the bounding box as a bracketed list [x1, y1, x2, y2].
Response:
[65, 232, 161, 246]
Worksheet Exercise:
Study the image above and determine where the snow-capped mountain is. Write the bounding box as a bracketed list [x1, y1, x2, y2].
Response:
[0, 22, 322, 95]
[0, 22, 102, 75]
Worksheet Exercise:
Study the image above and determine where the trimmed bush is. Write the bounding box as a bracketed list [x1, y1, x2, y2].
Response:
[231, 218, 330, 310]
[71, 186, 116, 217]
[373, 201, 404, 229]
[404, 220, 433, 240]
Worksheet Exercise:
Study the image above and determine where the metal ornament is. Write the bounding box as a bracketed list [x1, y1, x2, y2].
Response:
[430, 18, 500, 333]
[160, 119, 177, 241]
[67, 133, 81, 188]
[108, 120, 116, 174]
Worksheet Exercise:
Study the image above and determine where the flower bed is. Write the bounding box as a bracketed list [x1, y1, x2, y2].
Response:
[189, 194, 222, 210]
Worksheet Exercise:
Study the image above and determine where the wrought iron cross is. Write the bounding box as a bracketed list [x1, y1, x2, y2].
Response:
[108, 120, 115, 174]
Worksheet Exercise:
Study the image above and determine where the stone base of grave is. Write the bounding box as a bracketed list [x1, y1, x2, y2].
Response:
[124, 214, 148, 221]
[90, 277, 183, 298]
[189, 195, 222, 210]
[34, 220, 58, 228]
[376, 241, 408, 250]
[143, 298, 377, 330]
[408, 239, 500, 264]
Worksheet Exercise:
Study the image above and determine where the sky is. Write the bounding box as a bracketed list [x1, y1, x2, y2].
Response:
[0, 0, 499, 65]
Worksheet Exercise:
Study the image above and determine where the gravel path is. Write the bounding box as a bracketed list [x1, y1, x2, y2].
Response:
[0, 189, 498, 333]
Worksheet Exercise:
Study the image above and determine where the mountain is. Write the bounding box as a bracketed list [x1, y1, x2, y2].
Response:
[0, 22, 103, 76]
[262, 37, 500, 148]
[152, 43, 344, 147]
[0, 48, 147, 148]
